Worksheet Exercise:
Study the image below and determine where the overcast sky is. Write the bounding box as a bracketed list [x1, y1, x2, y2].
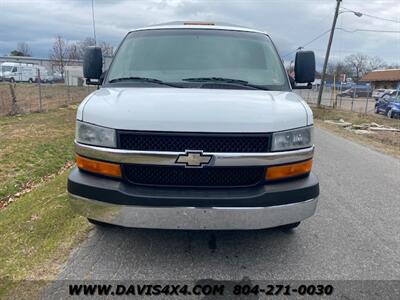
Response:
[0, 0, 399, 69]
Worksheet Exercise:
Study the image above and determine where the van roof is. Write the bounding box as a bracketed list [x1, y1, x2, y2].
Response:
[1, 62, 20, 66]
[130, 21, 268, 35]
[1, 62, 34, 67]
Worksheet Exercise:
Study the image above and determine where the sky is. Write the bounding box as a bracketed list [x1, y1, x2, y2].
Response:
[0, 0, 399, 69]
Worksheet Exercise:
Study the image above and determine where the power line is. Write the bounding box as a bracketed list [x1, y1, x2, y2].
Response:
[281, 28, 331, 58]
[281, 25, 399, 59]
[341, 6, 400, 24]
[337, 27, 400, 33]
[300, 29, 332, 48]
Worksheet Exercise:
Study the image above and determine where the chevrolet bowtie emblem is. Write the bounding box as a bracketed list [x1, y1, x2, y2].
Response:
[175, 151, 213, 168]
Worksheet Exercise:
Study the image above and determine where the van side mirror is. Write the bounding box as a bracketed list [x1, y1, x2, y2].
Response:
[83, 47, 103, 85]
[293, 51, 315, 89]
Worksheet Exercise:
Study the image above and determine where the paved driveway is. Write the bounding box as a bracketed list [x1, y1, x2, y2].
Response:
[47, 127, 400, 298]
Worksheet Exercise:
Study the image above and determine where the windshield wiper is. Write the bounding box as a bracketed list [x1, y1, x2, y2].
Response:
[108, 77, 183, 88]
[182, 77, 270, 90]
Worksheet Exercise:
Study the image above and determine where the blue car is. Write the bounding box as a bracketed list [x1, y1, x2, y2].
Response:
[375, 95, 400, 118]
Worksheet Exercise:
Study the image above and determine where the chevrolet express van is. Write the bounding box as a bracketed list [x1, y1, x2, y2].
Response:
[68, 22, 319, 230]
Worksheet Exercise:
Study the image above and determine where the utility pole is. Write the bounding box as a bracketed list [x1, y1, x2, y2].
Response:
[317, 0, 342, 107]
[92, 0, 97, 45]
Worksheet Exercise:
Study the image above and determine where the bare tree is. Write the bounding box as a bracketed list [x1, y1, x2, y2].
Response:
[49, 36, 69, 79]
[326, 54, 390, 84]
[344, 53, 369, 83]
[98, 41, 114, 56]
[387, 63, 400, 69]
[17, 42, 32, 56]
[326, 61, 352, 81]
[70, 37, 114, 59]
[77, 37, 96, 58]
[67, 43, 80, 60]
[10, 42, 32, 56]
[367, 56, 386, 72]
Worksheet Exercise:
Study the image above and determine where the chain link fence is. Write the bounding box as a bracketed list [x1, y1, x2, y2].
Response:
[295, 85, 376, 115]
[0, 81, 95, 116]
[0, 80, 379, 117]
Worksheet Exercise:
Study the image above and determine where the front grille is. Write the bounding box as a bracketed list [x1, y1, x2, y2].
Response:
[123, 165, 265, 188]
[118, 131, 271, 152]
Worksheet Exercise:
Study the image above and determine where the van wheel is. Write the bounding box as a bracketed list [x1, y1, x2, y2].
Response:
[9, 78, 15, 83]
[28, 78, 33, 84]
[278, 222, 301, 231]
[387, 109, 393, 118]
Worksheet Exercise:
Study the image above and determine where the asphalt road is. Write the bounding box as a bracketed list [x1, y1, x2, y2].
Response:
[46, 127, 400, 297]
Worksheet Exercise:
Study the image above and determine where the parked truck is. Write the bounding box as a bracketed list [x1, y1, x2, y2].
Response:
[68, 22, 320, 230]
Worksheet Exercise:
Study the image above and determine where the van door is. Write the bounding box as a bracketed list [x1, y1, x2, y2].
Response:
[22, 67, 35, 82]
[21, 67, 27, 81]
[11, 66, 20, 81]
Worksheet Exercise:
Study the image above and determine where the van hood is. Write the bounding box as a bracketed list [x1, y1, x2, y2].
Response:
[79, 88, 312, 132]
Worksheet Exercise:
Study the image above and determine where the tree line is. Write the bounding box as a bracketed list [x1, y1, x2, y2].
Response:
[49, 36, 113, 79]
[326, 54, 400, 83]
[8, 36, 113, 79]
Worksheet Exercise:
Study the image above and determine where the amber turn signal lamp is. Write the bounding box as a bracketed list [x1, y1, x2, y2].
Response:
[266, 159, 313, 181]
[76, 155, 122, 178]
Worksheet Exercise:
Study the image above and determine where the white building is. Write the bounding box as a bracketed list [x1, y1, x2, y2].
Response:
[64, 66, 85, 86]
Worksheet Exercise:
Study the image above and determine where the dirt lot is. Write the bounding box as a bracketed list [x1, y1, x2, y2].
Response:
[0, 82, 95, 116]
[312, 106, 400, 157]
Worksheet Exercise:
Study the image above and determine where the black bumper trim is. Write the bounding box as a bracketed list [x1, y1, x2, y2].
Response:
[67, 167, 319, 207]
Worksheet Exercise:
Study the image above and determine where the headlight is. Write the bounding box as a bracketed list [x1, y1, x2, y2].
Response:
[76, 121, 116, 148]
[271, 126, 313, 151]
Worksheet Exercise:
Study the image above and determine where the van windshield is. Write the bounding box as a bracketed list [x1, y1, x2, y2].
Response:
[106, 29, 289, 90]
[2, 66, 13, 72]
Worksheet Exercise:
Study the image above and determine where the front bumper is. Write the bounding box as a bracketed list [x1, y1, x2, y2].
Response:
[68, 168, 319, 230]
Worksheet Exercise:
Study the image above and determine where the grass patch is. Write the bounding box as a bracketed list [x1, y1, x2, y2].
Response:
[312, 106, 400, 157]
[0, 106, 77, 202]
[0, 172, 91, 299]
[0, 106, 91, 298]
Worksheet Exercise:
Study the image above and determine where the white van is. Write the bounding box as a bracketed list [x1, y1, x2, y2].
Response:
[36, 66, 54, 83]
[1, 62, 53, 83]
[68, 22, 319, 230]
[2, 62, 37, 83]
